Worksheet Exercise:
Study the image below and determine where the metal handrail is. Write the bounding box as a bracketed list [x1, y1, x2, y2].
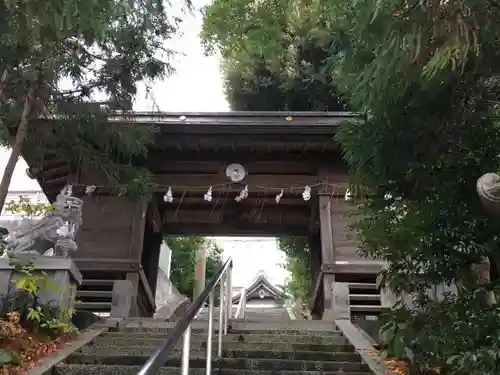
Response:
[234, 287, 246, 319]
[137, 257, 233, 375]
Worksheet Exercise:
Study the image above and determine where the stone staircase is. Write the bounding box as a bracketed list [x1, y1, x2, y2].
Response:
[348, 282, 381, 317]
[242, 307, 291, 321]
[196, 307, 291, 321]
[53, 319, 374, 375]
[76, 279, 114, 313]
[196, 307, 238, 320]
[75, 276, 156, 317]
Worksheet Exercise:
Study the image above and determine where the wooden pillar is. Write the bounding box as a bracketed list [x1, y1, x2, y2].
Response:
[318, 195, 335, 320]
[308, 234, 322, 320]
[141, 224, 163, 298]
[126, 199, 147, 316]
[193, 247, 207, 299]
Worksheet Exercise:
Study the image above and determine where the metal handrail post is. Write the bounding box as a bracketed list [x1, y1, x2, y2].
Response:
[241, 288, 247, 319]
[136, 258, 233, 375]
[180, 325, 191, 375]
[234, 287, 246, 319]
[218, 277, 224, 356]
[226, 265, 233, 327]
[223, 272, 229, 335]
[206, 291, 214, 375]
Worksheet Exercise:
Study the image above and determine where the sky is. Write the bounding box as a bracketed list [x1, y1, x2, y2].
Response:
[133, 1, 229, 112]
[0, 0, 288, 289]
[215, 237, 288, 287]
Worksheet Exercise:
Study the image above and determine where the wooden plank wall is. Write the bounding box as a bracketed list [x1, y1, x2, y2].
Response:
[75, 195, 146, 268]
[330, 199, 365, 263]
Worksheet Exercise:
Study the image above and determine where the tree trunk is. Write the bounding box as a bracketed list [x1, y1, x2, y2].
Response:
[0, 88, 34, 213]
[471, 256, 496, 307]
[0, 69, 7, 103]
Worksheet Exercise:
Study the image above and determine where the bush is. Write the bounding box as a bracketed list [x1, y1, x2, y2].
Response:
[0, 263, 74, 370]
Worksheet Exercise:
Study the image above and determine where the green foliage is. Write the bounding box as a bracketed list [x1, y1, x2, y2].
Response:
[167, 236, 223, 299]
[328, 1, 500, 374]
[277, 237, 311, 307]
[0, 0, 190, 200]
[0, 264, 74, 338]
[202, 0, 500, 372]
[201, 0, 348, 111]
[10, 264, 74, 335]
[5, 195, 54, 218]
[0, 348, 20, 365]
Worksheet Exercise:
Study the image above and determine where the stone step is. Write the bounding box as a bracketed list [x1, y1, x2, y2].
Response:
[349, 294, 381, 302]
[91, 336, 353, 352]
[198, 308, 287, 314]
[76, 302, 112, 311]
[54, 364, 373, 375]
[119, 326, 344, 338]
[81, 279, 115, 287]
[94, 332, 348, 346]
[350, 305, 382, 312]
[64, 355, 371, 372]
[127, 317, 333, 325]
[348, 283, 378, 290]
[75, 346, 361, 362]
[195, 317, 293, 322]
[76, 290, 113, 298]
[194, 317, 293, 324]
[238, 314, 290, 318]
[122, 319, 336, 332]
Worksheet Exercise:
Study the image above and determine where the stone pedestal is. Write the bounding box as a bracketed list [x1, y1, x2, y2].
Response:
[331, 282, 351, 320]
[0, 255, 82, 316]
[111, 280, 134, 319]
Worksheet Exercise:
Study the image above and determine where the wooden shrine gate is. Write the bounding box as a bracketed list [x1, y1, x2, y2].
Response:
[25, 111, 383, 318]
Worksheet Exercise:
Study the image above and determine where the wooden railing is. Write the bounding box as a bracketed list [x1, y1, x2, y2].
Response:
[310, 263, 384, 320]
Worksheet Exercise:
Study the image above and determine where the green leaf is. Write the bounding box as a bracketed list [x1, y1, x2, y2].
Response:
[0, 349, 20, 365]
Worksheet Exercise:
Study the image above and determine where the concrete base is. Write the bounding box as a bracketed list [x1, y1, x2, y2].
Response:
[0, 255, 82, 316]
[331, 282, 351, 320]
[111, 280, 134, 319]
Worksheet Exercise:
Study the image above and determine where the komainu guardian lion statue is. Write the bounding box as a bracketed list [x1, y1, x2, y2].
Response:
[1, 185, 83, 257]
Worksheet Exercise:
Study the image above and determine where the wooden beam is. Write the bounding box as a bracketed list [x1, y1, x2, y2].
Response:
[128, 200, 147, 261]
[42, 175, 69, 185]
[62, 184, 348, 199]
[73, 258, 140, 272]
[38, 165, 71, 179]
[319, 195, 335, 320]
[162, 207, 310, 226]
[150, 160, 321, 175]
[163, 222, 310, 236]
[147, 202, 163, 232]
[156, 136, 338, 152]
[138, 266, 156, 312]
[77, 165, 345, 191]
[154, 174, 348, 191]
[332, 262, 384, 274]
[147, 149, 346, 165]
[157, 134, 336, 142]
[308, 195, 319, 234]
[119, 111, 363, 134]
[160, 196, 311, 206]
